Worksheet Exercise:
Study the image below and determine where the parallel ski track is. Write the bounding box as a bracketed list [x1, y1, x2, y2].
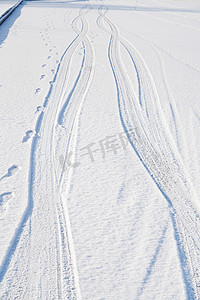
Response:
[97, 6, 200, 298]
[0, 6, 94, 299]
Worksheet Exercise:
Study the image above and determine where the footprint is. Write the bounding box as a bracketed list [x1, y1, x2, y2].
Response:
[22, 130, 34, 143]
[40, 75, 46, 80]
[42, 64, 46, 68]
[7, 165, 19, 177]
[0, 192, 13, 205]
[0, 192, 13, 215]
[35, 106, 43, 114]
[0, 165, 19, 181]
[47, 56, 51, 60]
[51, 69, 55, 74]
[35, 88, 41, 94]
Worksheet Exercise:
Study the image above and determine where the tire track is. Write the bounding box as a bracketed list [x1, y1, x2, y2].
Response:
[26, 6, 94, 299]
[98, 6, 200, 298]
[52, 7, 95, 299]
[0, 6, 94, 299]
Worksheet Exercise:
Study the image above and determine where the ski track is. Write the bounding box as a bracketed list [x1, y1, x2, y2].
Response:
[97, 5, 200, 298]
[0, 5, 95, 299]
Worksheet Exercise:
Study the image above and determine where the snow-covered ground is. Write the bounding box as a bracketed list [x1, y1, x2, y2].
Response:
[0, 1, 19, 16]
[0, 0, 200, 299]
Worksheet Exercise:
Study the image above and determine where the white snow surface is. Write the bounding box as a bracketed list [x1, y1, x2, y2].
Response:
[0, 0, 200, 299]
[0, 1, 19, 15]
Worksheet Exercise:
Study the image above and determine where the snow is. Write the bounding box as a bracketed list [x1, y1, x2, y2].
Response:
[0, 0, 200, 298]
[0, 1, 18, 16]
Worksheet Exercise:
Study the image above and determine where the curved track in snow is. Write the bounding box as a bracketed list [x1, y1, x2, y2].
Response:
[97, 6, 200, 298]
[0, 1, 199, 298]
[0, 6, 94, 299]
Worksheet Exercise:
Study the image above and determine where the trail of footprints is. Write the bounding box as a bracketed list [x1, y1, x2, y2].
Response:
[1, 14, 67, 217]
[34, 15, 59, 98]
[89, 32, 99, 44]
[0, 165, 20, 218]
[26, 16, 60, 158]
[1, 15, 62, 220]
